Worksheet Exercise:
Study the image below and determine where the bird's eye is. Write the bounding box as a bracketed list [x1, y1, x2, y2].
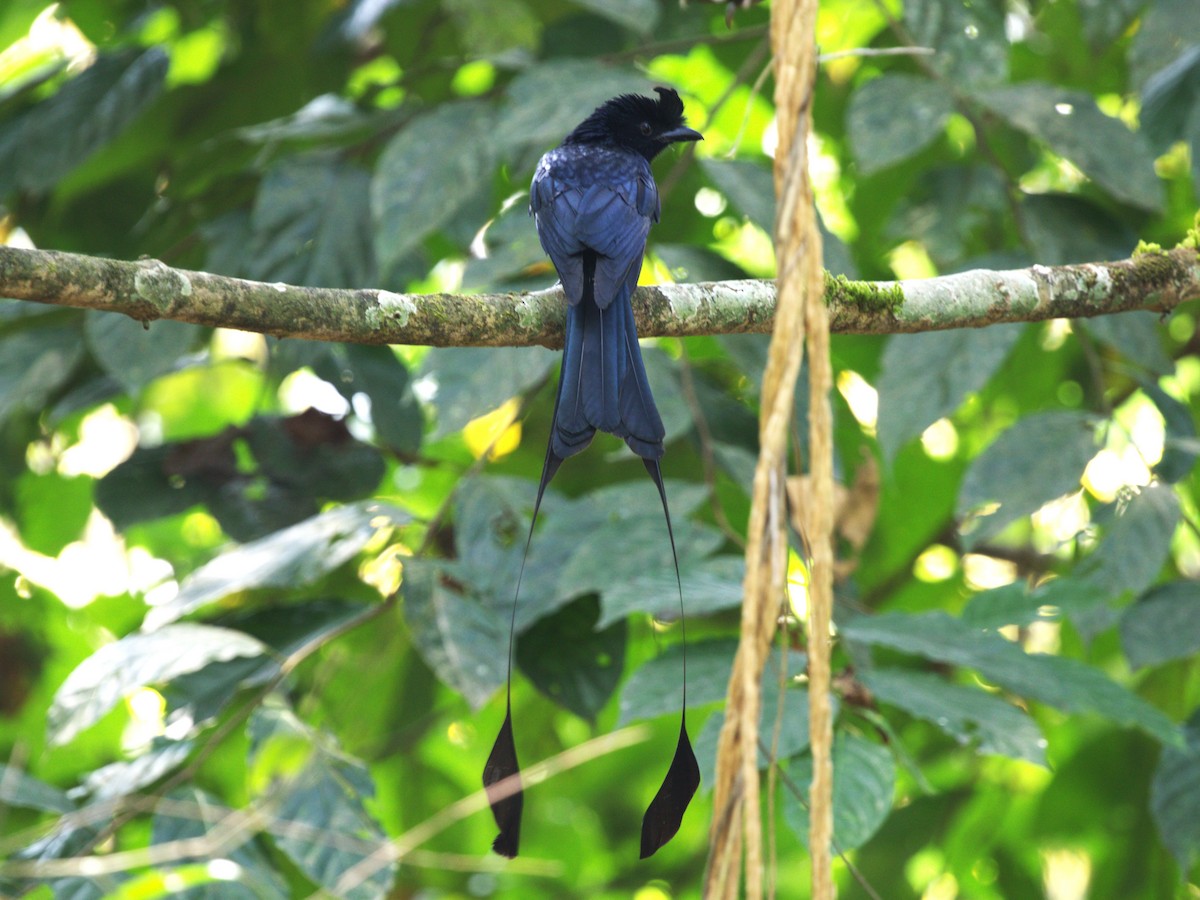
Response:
[639, 122, 652, 136]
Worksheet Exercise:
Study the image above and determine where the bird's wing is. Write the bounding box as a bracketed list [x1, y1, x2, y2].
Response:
[530, 165, 587, 304]
[574, 165, 657, 310]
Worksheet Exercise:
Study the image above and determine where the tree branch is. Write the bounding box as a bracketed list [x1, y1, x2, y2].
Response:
[1, 245, 1196, 347]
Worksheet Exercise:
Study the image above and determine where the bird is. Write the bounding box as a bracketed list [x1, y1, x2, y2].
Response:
[483, 86, 703, 861]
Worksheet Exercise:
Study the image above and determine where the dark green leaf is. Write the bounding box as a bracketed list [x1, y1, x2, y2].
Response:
[1140, 45, 1200, 150]
[420, 346, 557, 439]
[1077, 0, 1143, 49]
[905, 0, 1008, 86]
[1121, 582, 1200, 669]
[151, 786, 287, 899]
[0, 764, 73, 813]
[1016, 195, 1137, 266]
[598, 553, 745, 628]
[862, 668, 1047, 765]
[1082, 311, 1173, 376]
[699, 158, 775, 231]
[516, 594, 625, 720]
[783, 732, 895, 852]
[847, 74, 955, 173]
[1073, 485, 1180, 599]
[961, 582, 1047, 630]
[248, 154, 376, 289]
[0, 48, 168, 194]
[48, 624, 267, 746]
[372, 101, 496, 280]
[402, 561, 508, 709]
[1143, 381, 1198, 483]
[976, 83, 1163, 212]
[84, 312, 199, 393]
[249, 704, 393, 900]
[877, 325, 1022, 461]
[957, 410, 1098, 548]
[842, 612, 1180, 745]
[145, 502, 401, 629]
[444, 0, 541, 57]
[495, 61, 649, 168]
[1129, 0, 1200, 89]
[618, 638, 737, 725]
[569, 0, 658, 34]
[1150, 709, 1200, 874]
[0, 324, 84, 428]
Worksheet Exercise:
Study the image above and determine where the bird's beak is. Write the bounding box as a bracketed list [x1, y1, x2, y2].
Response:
[660, 126, 703, 144]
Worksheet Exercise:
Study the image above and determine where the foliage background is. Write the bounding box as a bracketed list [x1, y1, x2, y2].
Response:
[1, 0, 1200, 897]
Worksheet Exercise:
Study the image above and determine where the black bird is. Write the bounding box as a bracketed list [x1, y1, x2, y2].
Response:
[484, 86, 703, 861]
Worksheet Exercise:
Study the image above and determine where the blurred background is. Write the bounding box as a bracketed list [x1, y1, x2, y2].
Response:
[1, 0, 1199, 897]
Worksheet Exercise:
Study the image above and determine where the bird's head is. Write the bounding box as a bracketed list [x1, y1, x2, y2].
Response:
[563, 86, 703, 161]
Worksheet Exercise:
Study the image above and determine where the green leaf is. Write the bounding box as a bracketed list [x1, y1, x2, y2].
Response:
[0, 764, 73, 813]
[372, 101, 496, 280]
[249, 704, 393, 900]
[248, 154, 375, 289]
[402, 561, 508, 709]
[1077, 0, 1143, 49]
[14, 471, 93, 556]
[1121, 583, 1200, 669]
[84, 311, 199, 393]
[1073, 485, 1180, 599]
[618, 638, 737, 725]
[961, 582, 1049, 630]
[957, 410, 1098, 548]
[495, 60, 649, 167]
[699, 157, 774, 230]
[693, 648, 816, 788]
[783, 732, 896, 852]
[48, 624, 267, 746]
[1082, 311, 1173, 376]
[1016, 195, 1137, 266]
[905, 0, 1008, 86]
[0, 324, 84, 428]
[598, 553, 745, 628]
[1143, 382, 1198, 483]
[315, 345, 424, 455]
[861, 668, 1047, 765]
[0, 48, 168, 194]
[876, 325, 1023, 461]
[80, 739, 193, 802]
[1139, 45, 1200, 151]
[568, 0, 659, 34]
[847, 74, 955, 173]
[842, 612, 1180, 745]
[151, 787, 287, 899]
[443, 0, 541, 57]
[975, 82, 1163, 212]
[516, 594, 625, 720]
[1151, 710, 1200, 874]
[420, 346, 557, 439]
[145, 502, 400, 629]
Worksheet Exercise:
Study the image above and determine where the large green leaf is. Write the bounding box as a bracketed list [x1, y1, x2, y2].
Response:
[975, 82, 1163, 212]
[1073, 484, 1180, 598]
[1121, 583, 1200, 670]
[699, 157, 775, 231]
[151, 786, 288, 899]
[905, 0, 1008, 86]
[144, 502, 400, 629]
[848, 74, 956, 173]
[0, 48, 168, 194]
[1151, 710, 1200, 874]
[862, 668, 1046, 765]
[84, 312, 199, 393]
[876, 324, 1023, 462]
[1143, 381, 1199, 483]
[48, 624, 267, 746]
[372, 101, 496, 280]
[842, 612, 1179, 745]
[420, 346, 557, 439]
[314, 344, 423, 454]
[248, 154, 376, 289]
[598, 553, 744, 628]
[0, 764, 73, 813]
[618, 638, 737, 725]
[515, 594, 625, 721]
[957, 410, 1099, 548]
[249, 704, 393, 900]
[0, 324, 84, 428]
[80, 739, 194, 802]
[783, 732, 896, 852]
[569, 0, 659, 34]
[401, 561, 508, 709]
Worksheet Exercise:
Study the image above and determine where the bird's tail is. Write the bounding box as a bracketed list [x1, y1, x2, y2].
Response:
[551, 255, 665, 461]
